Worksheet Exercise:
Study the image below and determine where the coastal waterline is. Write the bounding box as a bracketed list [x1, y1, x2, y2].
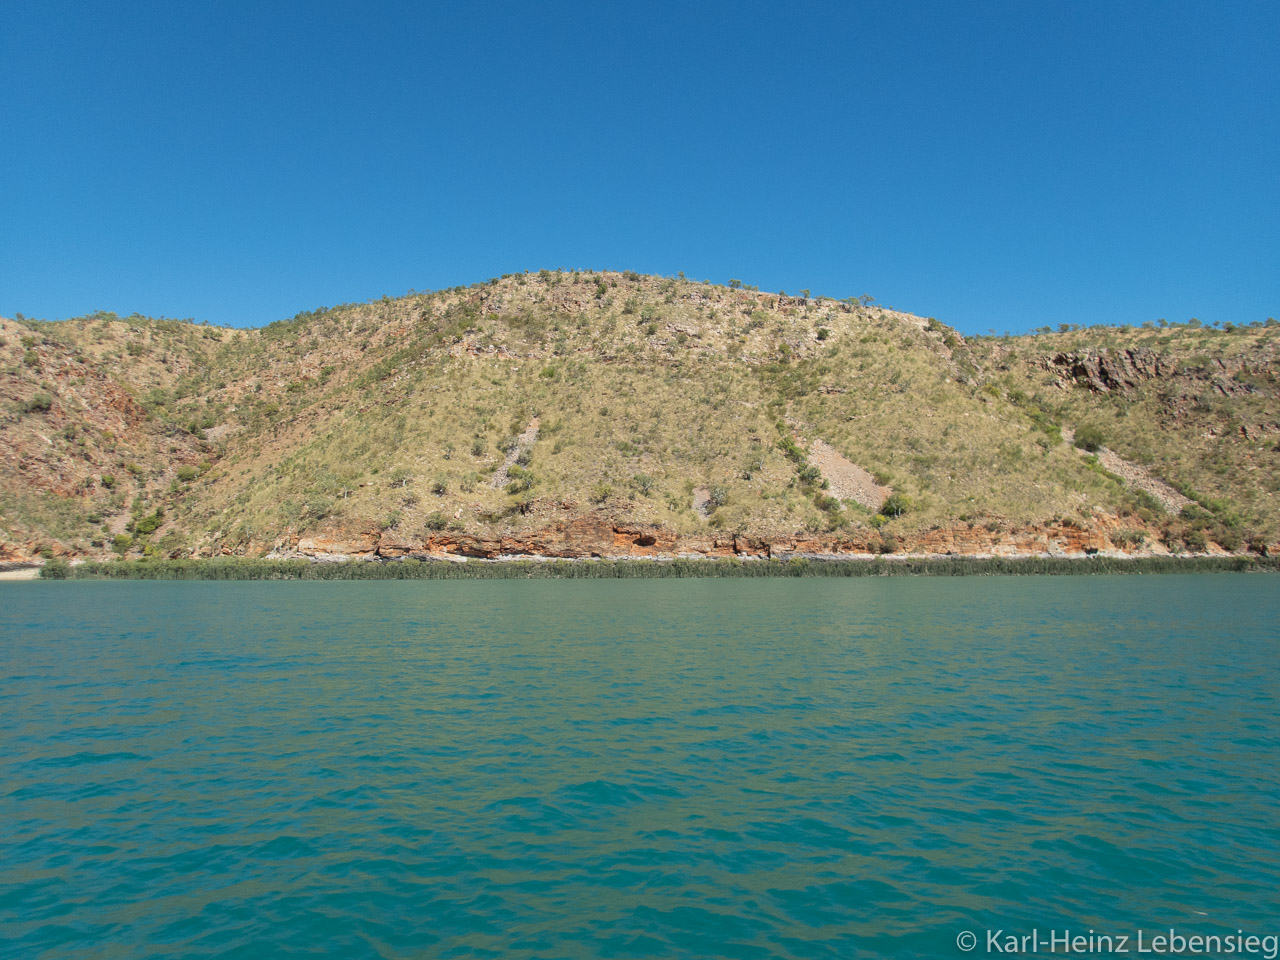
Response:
[1, 576, 1276, 958]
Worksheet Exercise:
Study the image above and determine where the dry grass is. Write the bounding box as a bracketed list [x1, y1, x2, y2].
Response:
[3, 275, 1276, 557]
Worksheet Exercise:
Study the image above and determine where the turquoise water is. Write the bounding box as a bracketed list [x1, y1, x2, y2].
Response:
[1, 575, 1277, 959]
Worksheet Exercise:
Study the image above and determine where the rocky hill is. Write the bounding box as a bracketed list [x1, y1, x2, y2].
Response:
[2, 271, 1277, 564]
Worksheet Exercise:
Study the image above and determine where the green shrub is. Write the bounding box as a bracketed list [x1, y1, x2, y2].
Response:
[23, 392, 53, 413]
[881, 493, 912, 518]
[40, 558, 71, 579]
[1112, 529, 1146, 548]
[1214, 526, 1243, 552]
[176, 465, 199, 482]
[507, 466, 535, 495]
[132, 509, 164, 537]
[777, 436, 805, 463]
[1130, 489, 1164, 514]
[306, 496, 334, 520]
[1074, 424, 1105, 452]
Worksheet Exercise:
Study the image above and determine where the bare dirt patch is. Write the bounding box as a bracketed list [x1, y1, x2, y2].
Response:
[1062, 428, 1192, 514]
[204, 423, 242, 442]
[490, 417, 540, 489]
[807, 440, 891, 511]
[1094, 448, 1193, 513]
[692, 486, 711, 519]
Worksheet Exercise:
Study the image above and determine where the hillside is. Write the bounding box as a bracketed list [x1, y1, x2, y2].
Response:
[2, 271, 1278, 564]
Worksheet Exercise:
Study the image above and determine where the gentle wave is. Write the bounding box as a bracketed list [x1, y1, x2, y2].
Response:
[1, 575, 1277, 958]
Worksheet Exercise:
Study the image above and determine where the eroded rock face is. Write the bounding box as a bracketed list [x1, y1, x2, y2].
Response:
[368, 519, 765, 561]
[1046, 348, 1175, 393]
[1044, 348, 1264, 396]
[25, 505, 1247, 566]
[296, 526, 379, 557]
[0, 541, 37, 563]
[371, 517, 682, 560]
[374, 533, 422, 559]
[278, 514, 1188, 563]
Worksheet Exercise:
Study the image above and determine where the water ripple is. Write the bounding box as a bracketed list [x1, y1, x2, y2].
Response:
[1, 575, 1277, 958]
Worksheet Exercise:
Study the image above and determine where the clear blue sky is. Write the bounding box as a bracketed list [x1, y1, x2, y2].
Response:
[2, 1, 1276, 334]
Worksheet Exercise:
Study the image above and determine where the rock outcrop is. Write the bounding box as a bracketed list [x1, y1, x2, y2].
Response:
[269, 513, 1207, 562]
[1044, 348, 1266, 397]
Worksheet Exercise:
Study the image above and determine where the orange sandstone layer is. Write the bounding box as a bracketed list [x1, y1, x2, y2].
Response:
[6, 515, 1268, 566]
[241, 514, 1264, 562]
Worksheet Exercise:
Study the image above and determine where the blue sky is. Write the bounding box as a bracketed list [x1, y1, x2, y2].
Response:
[1, 1, 1276, 333]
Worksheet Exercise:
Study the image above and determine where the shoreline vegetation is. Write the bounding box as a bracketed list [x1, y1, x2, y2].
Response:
[32, 555, 1280, 580]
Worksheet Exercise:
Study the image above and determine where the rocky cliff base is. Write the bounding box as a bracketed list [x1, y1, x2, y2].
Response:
[238, 513, 1271, 563]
